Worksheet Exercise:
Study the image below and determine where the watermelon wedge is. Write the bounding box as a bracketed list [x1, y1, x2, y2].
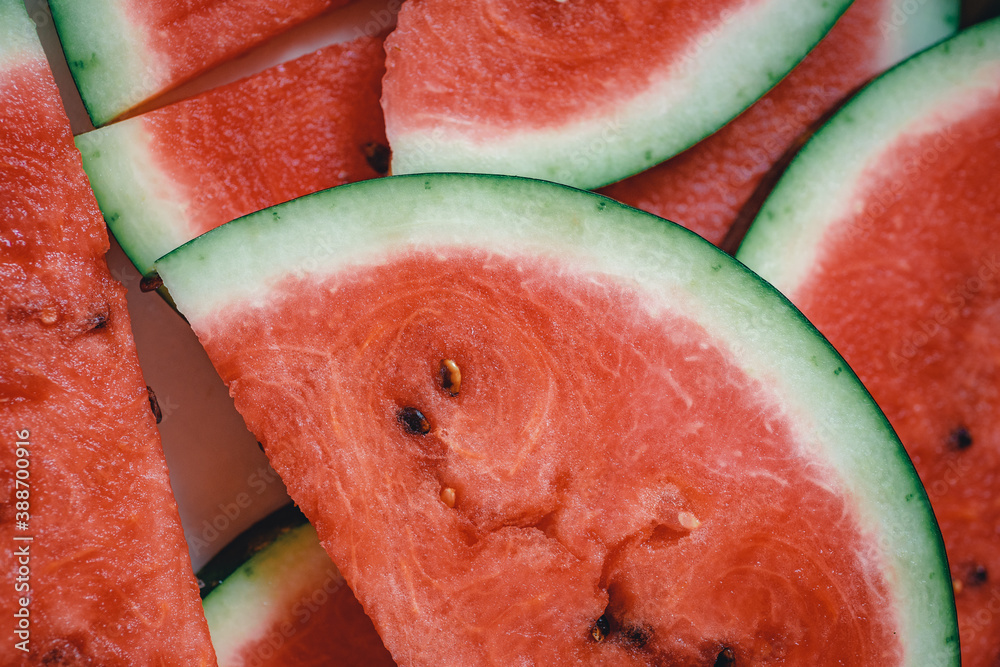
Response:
[156, 174, 957, 666]
[382, 0, 854, 190]
[200, 505, 394, 667]
[76, 35, 387, 277]
[0, 2, 215, 664]
[737, 19, 1000, 667]
[599, 0, 958, 246]
[48, 0, 353, 126]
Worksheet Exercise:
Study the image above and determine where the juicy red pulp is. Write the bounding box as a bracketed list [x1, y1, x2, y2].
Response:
[203, 248, 900, 665]
[795, 86, 1000, 667]
[144, 36, 387, 239]
[385, 0, 761, 135]
[0, 55, 214, 665]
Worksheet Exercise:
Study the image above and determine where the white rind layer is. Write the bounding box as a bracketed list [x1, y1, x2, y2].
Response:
[738, 18, 1000, 295]
[158, 174, 958, 665]
[387, 0, 852, 190]
[0, 0, 42, 69]
[879, 0, 960, 68]
[48, 0, 164, 126]
[76, 119, 193, 276]
[203, 523, 344, 664]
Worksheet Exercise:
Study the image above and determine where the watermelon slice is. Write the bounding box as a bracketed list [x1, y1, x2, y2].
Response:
[737, 18, 1000, 667]
[48, 0, 353, 125]
[155, 174, 957, 665]
[599, 0, 958, 246]
[200, 505, 394, 667]
[76, 35, 387, 277]
[0, 1, 215, 664]
[381, 0, 854, 190]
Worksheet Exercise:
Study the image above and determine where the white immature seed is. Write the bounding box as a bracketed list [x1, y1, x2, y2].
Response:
[440, 487, 457, 508]
[678, 511, 701, 531]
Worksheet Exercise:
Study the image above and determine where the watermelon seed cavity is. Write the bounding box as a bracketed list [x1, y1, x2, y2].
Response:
[590, 614, 611, 642]
[85, 309, 109, 331]
[139, 273, 164, 292]
[397, 407, 430, 435]
[439, 359, 462, 396]
[147, 386, 162, 424]
[363, 142, 391, 175]
[959, 562, 988, 589]
[714, 646, 736, 666]
[621, 625, 651, 649]
[948, 426, 973, 450]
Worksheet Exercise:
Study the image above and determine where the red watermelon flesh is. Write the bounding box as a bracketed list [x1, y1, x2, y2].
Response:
[786, 89, 1000, 667]
[381, 0, 855, 189]
[77, 35, 387, 276]
[599, 0, 956, 246]
[735, 23, 1000, 665]
[386, 0, 737, 133]
[123, 0, 343, 88]
[197, 250, 900, 665]
[49, 0, 354, 124]
[142, 36, 386, 238]
[235, 581, 393, 666]
[0, 3, 215, 664]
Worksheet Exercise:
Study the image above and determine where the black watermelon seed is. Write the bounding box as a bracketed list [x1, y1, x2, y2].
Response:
[397, 407, 430, 435]
[139, 273, 164, 292]
[147, 386, 162, 424]
[363, 142, 391, 175]
[948, 426, 973, 451]
[591, 614, 611, 642]
[714, 647, 736, 667]
[439, 359, 462, 396]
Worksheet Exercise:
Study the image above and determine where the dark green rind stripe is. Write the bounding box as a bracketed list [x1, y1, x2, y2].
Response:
[196, 503, 308, 600]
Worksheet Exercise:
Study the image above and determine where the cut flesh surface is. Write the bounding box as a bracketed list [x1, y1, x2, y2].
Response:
[382, 0, 853, 189]
[203, 509, 394, 667]
[157, 174, 956, 666]
[599, 0, 958, 246]
[738, 19, 1000, 667]
[48, 0, 351, 125]
[0, 2, 215, 664]
[77, 36, 387, 276]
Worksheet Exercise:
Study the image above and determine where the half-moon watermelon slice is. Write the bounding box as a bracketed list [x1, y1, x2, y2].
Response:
[200, 505, 395, 667]
[156, 174, 957, 666]
[76, 34, 387, 277]
[0, 1, 215, 663]
[381, 0, 853, 189]
[598, 0, 958, 246]
[738, 18, 1000, 667]
[47, 0, 354, 126]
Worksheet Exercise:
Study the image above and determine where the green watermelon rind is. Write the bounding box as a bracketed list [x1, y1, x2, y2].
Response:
[197, 503, 309, 599]
[386, 0, 853, 190]
[48, 0, 157, 126]
[76, 120, 192, 277]
[202, 520, 345, 664]
[737, 16, 1000, 292]
[156, 173, 958, 665]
